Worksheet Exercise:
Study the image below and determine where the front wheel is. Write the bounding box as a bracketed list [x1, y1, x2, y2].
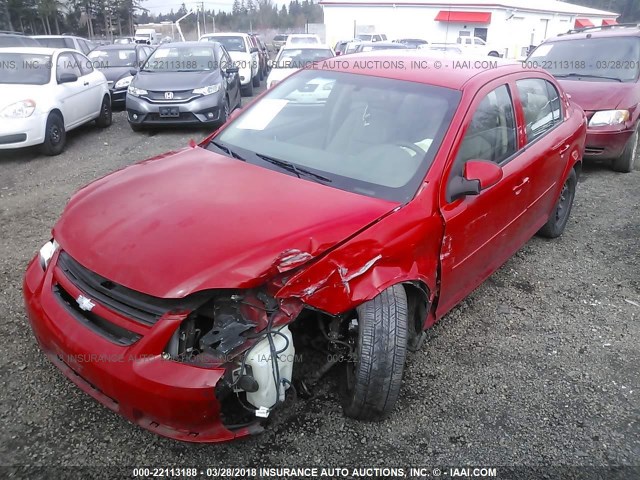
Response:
[612, 127, 638, 173]
[252, 71, 260, 87]
[537, 168, 577, 238]
[342, 284, 408, 421]
[95, 95, 112, 128]
[242, 80, 253, 97]
[41, 112, 66, 156]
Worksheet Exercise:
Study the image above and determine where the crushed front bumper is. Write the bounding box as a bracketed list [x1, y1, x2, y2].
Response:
[584, 127, 634, 159]
[23, 254, 260, 443]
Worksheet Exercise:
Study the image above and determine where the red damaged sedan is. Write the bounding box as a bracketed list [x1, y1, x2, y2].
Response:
[24, 53, 586, 442]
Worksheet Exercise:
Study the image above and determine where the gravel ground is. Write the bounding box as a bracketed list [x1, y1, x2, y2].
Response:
[0, 96, 638, 474]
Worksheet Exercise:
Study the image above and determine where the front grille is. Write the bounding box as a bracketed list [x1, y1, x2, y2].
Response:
[56, 251, 201, 326]
[144, 90, 197, 103]
[53, 284, 142, 346]
[585, 146, 605, 155]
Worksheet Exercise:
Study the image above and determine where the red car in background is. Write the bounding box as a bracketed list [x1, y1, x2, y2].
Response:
[24, 53, 586, 443]
[527, 24, 640, 172]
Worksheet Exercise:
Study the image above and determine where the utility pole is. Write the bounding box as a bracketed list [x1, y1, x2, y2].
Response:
[201, 2, 206, 34]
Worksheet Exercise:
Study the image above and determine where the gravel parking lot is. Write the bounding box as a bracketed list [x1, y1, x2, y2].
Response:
[0, 91, 638, 473]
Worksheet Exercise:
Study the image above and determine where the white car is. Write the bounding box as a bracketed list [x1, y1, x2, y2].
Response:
[457, 36, 505, 57]
[266, 44, 334, 89]
[31, 35, 96, 55]
[285, 34, 322, 46]
[0, 47, 112, 155]
[200, 33, 260, 96]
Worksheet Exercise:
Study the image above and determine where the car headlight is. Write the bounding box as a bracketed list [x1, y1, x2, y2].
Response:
[192, 84, 221, 95]
[38, 239, 59, 270]
[127, 85, 147, 97]
[0, 100, 36, 118]
[589, 110, 630, 127]
[114, 76, 133, 89]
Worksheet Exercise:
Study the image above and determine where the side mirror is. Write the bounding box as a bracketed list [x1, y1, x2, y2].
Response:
[335, 51, 342, 56]
[129, 68, 138, 76]
[448, 160, 503, 201]
[58, 73, 78, 84]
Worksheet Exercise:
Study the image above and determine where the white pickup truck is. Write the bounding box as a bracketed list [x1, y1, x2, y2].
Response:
[457, 36, 505, 57]
[134, 28, 161, 45]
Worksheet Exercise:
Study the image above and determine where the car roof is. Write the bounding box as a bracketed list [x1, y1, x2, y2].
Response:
[358, 41, 405, 47]
[0, 46, 72, 55]
[546, 24, 640, 43]
[159, 41, 215, 47]
[314, 51, 532, 90]
[31, 34, 81, 39]
[92, 44, 138, 50]
[281, 44, 332, 50]
[202, 32, 248, 38]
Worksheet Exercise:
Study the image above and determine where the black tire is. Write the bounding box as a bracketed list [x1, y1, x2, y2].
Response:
[242, 80, 253, 97]
[95, 95, 112, 128]
[612, 127, 638, 173]
[342, 284, 408, 421]
[41, 112, 66, 156]
[129, 122, 144, 132]
[259, 66, 264, 81]
[537, 168, 577, 238]
[252, 71, 260, 87]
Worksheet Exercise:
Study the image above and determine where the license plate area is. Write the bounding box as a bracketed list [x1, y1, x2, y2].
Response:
[159, 107, 180, 117]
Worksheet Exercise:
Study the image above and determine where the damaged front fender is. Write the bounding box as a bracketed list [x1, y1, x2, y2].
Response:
[275, 200, 444, 317]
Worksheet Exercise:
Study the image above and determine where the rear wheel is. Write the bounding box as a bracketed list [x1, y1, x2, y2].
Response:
[342, 285, 408, 421]
[41, 112, 66, 156]
[612, 127, 638, 173]
[95, 95, 112, 128]
[537, 169, 577, 238]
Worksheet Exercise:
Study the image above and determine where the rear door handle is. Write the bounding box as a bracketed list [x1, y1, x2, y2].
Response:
[554, 142, 570, 154]
[84, 81, 89, 86]
[513, 177, 530, 192]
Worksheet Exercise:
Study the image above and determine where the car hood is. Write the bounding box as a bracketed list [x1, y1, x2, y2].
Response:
[557, 79, 637, 111]
[53, 147, 398, 298]
[267, 68, 298, 84]
[133, 70, 219, 90]
[100, 66, 135, 82]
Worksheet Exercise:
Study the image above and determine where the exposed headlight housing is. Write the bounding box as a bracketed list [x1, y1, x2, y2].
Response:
[127, 85, 148, 97]
[38, 239, 59, 270]
[589, 110, 630, 127]
[192, 84, 221, 95]
[0, 100, 36, 118]
[114, 76, 134, 89]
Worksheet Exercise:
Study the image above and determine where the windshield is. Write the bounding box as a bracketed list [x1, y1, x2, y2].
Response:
[35, 37, 67, 48]
[289, 36, 319, 44]
[356, 34, 372, 41]
[0, 53, 51, 84]
[211, 69, 460, 202]
[276, 48, 333, 68]
[89, 49, 138, 68]
[274, 35, 287, 42]
[114, 38, 133, 44]
[204, 35, 246, 52]
[360, 44, 405, 52]
[529, 37, 640, 82]
[136, 33, 151, 38]
[143, 46, 215, 72]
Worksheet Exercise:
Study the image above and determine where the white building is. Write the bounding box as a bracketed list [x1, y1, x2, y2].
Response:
[321, 0, 619, 58]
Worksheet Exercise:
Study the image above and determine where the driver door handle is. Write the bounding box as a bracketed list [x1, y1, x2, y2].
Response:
[84, 81, 89, 86]
[513, 177, 530, 192]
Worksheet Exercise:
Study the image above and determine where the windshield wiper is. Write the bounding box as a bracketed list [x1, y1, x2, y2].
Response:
[254, 153, 332, 183]
[555, 73, 623, 82]
[208, 140, 246, 161]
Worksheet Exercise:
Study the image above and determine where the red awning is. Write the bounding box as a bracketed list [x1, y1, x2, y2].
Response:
[574, 18, 594, 28]
[435, 11, 492, 24]
[602, 19, 618, 26]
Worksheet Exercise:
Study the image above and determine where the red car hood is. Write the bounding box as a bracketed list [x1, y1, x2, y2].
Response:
[54, 147, 398, 298]
[557, 79, 636, 111]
